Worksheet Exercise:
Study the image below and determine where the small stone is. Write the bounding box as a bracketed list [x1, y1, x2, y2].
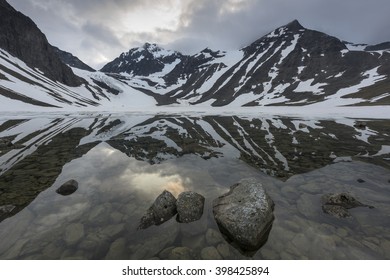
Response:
[168, 247, 194, 260]
[201, 246, 222, 260]
[158, 246, 175, 259]
[181, 234, 206, 249]
[357, 178, 365, 183]
[336, 228, 348, 237]
[43, 242, 64, 259]
[64, 223, 84, 246]
[291, 233, 309, 250]
[88, 204, 110, 225]
[100, 223, 125, 239]
[105, 238, 128, 260]
[56, 179, 78, 196]
[205, 228, 224, 246]
[216, 243, 230, 259]
[260, 248, 279, 259]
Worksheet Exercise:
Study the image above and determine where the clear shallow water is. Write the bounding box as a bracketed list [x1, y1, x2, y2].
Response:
[0, 114, 389, 259]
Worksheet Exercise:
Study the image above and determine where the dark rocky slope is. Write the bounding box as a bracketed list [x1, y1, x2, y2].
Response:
[0, 0, 82, 86]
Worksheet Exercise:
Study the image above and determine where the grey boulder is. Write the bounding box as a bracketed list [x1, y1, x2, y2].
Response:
[56, 179, 78, 196]
[176, 191, 205, 223]
[138, 190, 177, 229]
[212, 178, 275, 252]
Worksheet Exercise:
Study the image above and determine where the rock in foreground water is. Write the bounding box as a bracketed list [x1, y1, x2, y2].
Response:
[321, 192, 374, 218]
[212, 178, 275, 252]
[56, 180, 78, 196]
[176, 191, 205, 223]
[138, 190, 177, 229]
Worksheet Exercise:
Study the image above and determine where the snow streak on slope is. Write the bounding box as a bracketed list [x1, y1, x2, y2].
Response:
[1, 114, 390, 180]
[310, 67, 387, 107]
[0, 49, 103, 111]
[1, 19, 390, 113]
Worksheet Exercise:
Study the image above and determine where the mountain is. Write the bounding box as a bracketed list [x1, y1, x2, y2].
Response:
[0, 0, 158, 111]
[53, 46, 95, 72]
[102, 19, 390, 107]
[101, 43, 184, 77]
[0, 0, 389, 111]
[0, 0, 81, 86]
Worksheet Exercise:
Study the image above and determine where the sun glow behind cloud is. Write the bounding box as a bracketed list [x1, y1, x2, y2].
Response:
[120, 1, 182, 34]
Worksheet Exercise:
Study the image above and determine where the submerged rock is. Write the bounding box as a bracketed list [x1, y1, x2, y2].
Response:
[212, 178, 275, 252]
[201, 246, 222, 260]
[64, 223, 84, 246]
[176, 191, 205, 223]
[321, 192, 374, 218]
[167, 247, 195, 260]
[138, 190, 177, 229]
[322, 205, 351, 218]
[56, 179, 78, 196]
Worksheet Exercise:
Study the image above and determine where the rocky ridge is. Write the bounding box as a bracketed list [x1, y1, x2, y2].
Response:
[0, 0, 82, 86]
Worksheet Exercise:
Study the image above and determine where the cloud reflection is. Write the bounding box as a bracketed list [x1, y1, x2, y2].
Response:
[130, 172, 188, 197]
[56, 142, 191, 201]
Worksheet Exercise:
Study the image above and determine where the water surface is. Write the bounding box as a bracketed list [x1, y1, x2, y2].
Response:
[0, 113, 389, 259]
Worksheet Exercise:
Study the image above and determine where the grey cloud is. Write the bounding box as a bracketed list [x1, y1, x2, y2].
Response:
[7, 0, 390, 68]
[172, 0, 390, 53]
[81, 21, 123, 47]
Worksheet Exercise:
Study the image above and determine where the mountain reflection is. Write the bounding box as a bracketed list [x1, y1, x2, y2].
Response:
[1, 114, 390, 223]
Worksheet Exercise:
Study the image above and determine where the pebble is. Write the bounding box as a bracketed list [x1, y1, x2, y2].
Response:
[205, 228, 224, 246]
[105, 238, 128, 260]
[181, 234, 206, 249]
[158, 246, 175, 259]
[43, 242, 64, 259]
[168, 247, 194, 260]
[64, 223, 84, 246]
[201, 246, 222, 260]
[100, 223, 125, 239]
[296, 193, 320, 219]
[259, 247, 279, 259]
[336, 228, 348, 238]
[216, 243, 230, 259]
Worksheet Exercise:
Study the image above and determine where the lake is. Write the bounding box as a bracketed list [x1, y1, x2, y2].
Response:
[0, 113, 389, 259]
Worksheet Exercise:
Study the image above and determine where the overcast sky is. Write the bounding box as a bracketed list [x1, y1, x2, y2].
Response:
[8, 0, 390, 69]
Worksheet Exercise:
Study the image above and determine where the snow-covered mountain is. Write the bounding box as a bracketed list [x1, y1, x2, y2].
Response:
[0, 0, 389, 112]
[101, 20, 390, 107]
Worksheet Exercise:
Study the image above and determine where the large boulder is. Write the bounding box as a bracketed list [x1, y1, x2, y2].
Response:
[138, 190, 177, 229]
[212, 178, 275, 252]
[176, 191, 205, 223]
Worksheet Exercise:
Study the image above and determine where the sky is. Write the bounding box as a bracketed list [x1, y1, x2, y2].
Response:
[8, 0, 390, 69]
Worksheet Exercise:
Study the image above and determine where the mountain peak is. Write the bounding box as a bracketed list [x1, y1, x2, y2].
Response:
[142, 42, 161, 52]
[284, 19, 304, 31]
